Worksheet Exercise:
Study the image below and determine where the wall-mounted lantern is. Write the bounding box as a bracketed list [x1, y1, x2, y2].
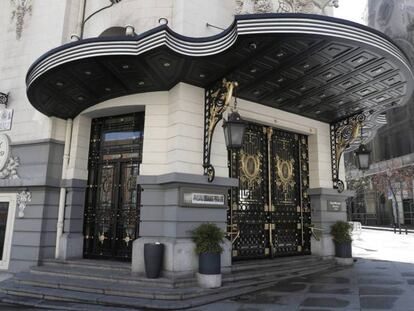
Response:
[222, 104, 246, 150]
[355, 144, 370, 170]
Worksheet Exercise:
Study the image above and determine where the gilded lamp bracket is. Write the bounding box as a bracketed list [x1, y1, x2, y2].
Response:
[203, 79, 238, 182]
[330, 112, 366, 192]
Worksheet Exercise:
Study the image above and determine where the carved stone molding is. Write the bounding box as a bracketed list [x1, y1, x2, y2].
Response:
[10, 0, 32, 40]
[0, 134, 19, 180]
[17, 190, 31, 218]
[235, 0, 339, 15]
[0, 156, 20, 180]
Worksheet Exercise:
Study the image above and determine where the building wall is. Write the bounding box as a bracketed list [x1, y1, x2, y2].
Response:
[0, 0, 343, 271]
[69, 83, 333, 189]
[81, 0, 234, 39]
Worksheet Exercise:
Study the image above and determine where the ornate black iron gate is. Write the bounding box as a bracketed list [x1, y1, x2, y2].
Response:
[83, 113, 144, 260]
[228, 124, 311, 260]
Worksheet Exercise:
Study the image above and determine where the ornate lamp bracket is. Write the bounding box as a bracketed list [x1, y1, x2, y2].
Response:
[330, 113, 366, 192]
[203, 79, 238, 182]
[0, 92, 9, 107]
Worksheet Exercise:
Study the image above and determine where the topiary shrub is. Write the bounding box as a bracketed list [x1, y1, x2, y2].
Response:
[330, 221, 352, 244]
[191, 223, 225, 254]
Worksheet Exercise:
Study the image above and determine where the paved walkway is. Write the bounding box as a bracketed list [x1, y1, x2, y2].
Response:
[0, 229, 413, 310]
[190, 229, 414, 311]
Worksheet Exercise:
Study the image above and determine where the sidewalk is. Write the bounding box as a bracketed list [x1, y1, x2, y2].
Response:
[190, 229, 414, 311]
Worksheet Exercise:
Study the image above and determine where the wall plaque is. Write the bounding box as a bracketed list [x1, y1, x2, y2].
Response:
[0, 109, 13, 131]
[183, 192, 225, 207]
[327, 200, 342, 212]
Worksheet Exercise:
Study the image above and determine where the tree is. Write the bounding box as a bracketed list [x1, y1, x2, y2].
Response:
[371, 163, 414, 228]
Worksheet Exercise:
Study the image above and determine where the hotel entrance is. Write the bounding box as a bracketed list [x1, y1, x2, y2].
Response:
[83, 112, 144, 260]
[228, 124, 312, 260]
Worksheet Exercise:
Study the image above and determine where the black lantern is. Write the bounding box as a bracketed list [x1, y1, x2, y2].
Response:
[355, 144, 370, 170]
[222, 111, 246, 149]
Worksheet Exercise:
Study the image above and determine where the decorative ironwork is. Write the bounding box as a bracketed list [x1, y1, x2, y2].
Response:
[83, 112, 143, 260]
[275, 155, 295, 193]
[228, 123, 311, 260]
[330, 113, 366, 192]
[240, 150, 262, 188]
[17, 189, 31, 218]
[203, 79, 238, 182]
[0, 93, 9, 107]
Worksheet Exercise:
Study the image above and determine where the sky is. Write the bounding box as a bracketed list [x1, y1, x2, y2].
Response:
[333, 0, 368, 25]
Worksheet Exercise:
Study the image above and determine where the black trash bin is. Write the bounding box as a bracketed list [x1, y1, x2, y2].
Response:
[144, 243, 164, 278]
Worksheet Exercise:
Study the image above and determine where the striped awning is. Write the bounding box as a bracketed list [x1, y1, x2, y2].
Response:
[26, 13, 413, 125]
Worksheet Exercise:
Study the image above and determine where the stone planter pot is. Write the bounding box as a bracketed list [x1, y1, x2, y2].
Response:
[144, 243, 164, 278]
[335, 242, 352, 258]
[199, 252, 220, 274]
[197, 252, 221, 288]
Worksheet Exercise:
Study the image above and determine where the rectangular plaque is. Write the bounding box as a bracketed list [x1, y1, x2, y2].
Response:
[183, 192, 225, 206]
[327, 200, 342, 212]
[0, 109, 13, 131]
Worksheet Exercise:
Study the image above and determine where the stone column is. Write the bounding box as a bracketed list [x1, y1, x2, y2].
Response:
[58, 179, 87, 260]
[308, 188, 355, 258]
[132, 173, 237, 277]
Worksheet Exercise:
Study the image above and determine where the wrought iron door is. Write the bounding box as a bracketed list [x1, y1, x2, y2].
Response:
[83, 113, 143, 260]
[228, 124, 311, 260]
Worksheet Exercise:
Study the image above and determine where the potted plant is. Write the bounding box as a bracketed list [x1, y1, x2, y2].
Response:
[330, 221, 353, 262]
[191, 223, 225, 288]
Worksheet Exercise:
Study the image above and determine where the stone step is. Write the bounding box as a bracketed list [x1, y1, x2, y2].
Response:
[14, 260, 333, 301]
[0, 262, 337, 310]
[229, 255, 320, 273]
[223, 260, 333, 283]
[14, 272, 203, 300]
[30, 265, 196, 289]
[40, 259, 131, 272]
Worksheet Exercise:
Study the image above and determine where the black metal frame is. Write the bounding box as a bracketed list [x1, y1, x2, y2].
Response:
[228, 123, 311, 259]
[203, 79, 238, 182]
[0, 92, 9, 107]
[83, 112, 143, 261]
[330, 112, 366, 192]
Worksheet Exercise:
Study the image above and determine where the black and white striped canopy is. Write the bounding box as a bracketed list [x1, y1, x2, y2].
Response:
[26, 13, 414, 123]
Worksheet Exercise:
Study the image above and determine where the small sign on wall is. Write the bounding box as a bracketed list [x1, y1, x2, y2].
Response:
[184, 193, 225, 206]
[0, 109, 13, 131]
[327, 200, 342, 212]
[181, 188, 227, 208]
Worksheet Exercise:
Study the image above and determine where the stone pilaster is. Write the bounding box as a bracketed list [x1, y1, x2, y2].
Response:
[132, 173, 237, 276]
[308, 188, 354, 258]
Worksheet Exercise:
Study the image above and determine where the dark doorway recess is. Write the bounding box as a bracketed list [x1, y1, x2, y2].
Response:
[83, 112, 144, 260]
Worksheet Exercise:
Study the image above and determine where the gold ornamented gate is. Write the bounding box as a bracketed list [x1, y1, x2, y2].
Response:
[228, 123, 311, 259]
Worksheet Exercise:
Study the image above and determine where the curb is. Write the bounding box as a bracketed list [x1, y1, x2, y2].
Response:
[362, 226, 414, 234]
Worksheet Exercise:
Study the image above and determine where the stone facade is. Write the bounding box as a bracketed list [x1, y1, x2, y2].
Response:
[0, 0, 356, 273]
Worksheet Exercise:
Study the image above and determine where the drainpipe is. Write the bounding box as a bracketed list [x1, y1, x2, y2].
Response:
[76, 0, 87, 38]
[55, 119, 73, 259]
